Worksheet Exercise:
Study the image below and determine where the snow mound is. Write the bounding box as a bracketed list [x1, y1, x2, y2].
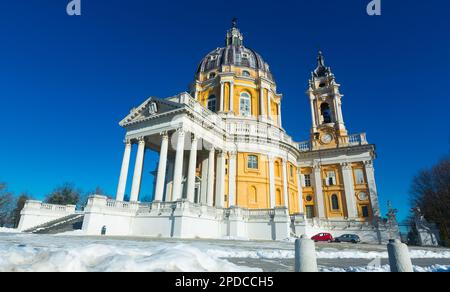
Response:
[53, 230, 86, 236]
[0, 243, 261, 272]
[0, 228, 20, 234]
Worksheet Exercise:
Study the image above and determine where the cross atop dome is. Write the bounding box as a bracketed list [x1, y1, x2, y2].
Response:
[225, 18, 244, 46]
[232, 17, 238, 29]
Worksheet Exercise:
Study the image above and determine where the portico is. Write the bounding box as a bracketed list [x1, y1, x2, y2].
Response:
[114, 113, 233, 208]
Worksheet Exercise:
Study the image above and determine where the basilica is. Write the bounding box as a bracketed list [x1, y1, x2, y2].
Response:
[18, 22, 395, 243]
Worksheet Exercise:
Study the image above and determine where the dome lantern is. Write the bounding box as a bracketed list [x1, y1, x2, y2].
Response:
[225, 18, 244, 46]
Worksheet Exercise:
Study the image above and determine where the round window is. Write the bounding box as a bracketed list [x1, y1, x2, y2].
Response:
[306, 195, 313, 202]
[358, 192, 368, 201]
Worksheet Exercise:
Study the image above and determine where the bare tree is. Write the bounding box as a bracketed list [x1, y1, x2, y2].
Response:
[11, 193, 30, 228]
[410, 156, 450, 244]
[45, 183, 81, 206]
[0, 183, 14, 227]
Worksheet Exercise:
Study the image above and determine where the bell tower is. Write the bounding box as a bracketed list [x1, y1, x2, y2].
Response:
[307, 51, 348, 149]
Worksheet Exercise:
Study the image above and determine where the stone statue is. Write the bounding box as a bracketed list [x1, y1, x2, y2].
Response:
[412, 206, 440, 246]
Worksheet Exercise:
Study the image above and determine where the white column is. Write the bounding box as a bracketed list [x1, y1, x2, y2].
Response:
[228, 151, 237, 207]
[215, 151, 226, 208]
[297, 170, 304, 214]
[229, 82, 234, 112]
[186, 135, 198, 203]
[116, 139, 132, 202]
[259, 86, 265, 117]
[313, 164, 326, 218]
[309, 95, 317, 130]
[267, 90, 271, 120]
[333, 97, 340, 122]
[200, 157, 209, 204]
[172, 129, 185, 201]
[165, 159, 174, 202]
[282, 159, 289, 208]
[341, 163, 357, 218]
[268, 156, 276, 208]
[338, 99, 345, 125]
[207, 147, 215, 206]
[154, 132, 169, 202]
[278, 103, 282, 127]
[130, 137, 146, 202]
[220, 82, 225, 112]
[365, 161, 381, 218]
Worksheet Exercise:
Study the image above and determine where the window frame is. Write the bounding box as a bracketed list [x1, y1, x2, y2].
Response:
[326, 171, 336, 186]
[331, 194, 340, 210]
[304, 174, 312, 187]
[247, 155, 259, 170]
[354, 168, 365, 185]
[242, 70, 251, 77]
[239, 92, 252, 117]
[207, 95, 217, 112]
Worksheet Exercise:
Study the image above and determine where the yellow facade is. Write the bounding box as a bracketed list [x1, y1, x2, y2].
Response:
[235, 153, 270, 209]
[190, 26, 376, 220]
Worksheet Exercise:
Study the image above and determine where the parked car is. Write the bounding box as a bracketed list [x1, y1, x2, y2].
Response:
[334, 234, 361, 244]
[311, 233, 333, 243]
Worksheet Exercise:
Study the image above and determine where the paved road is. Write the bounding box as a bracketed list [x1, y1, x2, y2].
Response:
[228, 257, 450, 272]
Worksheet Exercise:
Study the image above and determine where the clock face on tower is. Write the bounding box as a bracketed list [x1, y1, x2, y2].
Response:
[320, 133, 333, 144]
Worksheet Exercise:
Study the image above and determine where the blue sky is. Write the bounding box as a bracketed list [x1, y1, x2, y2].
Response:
[0, 0, 449, 221]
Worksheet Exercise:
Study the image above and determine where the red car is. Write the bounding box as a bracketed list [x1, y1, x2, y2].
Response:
[311, 233, 333, 243]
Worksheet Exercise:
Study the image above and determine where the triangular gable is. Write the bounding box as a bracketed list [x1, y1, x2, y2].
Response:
[119, 97, 184, 127]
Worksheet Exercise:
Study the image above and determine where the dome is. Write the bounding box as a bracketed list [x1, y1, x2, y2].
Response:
[195, 21, 274, 81]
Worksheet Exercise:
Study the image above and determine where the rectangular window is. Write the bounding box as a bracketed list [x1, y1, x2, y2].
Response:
[290, 165, 294, 178]
[304, 174, 312, 187]
[326, 171, 336, 186]
[306, 206, 315, 219]
[240, 96, 251, 116]
[207, 99, 216, 112]
[247, 155, 258, 169]
[361, 205, 370, 218]
[354, 169, 365, 184]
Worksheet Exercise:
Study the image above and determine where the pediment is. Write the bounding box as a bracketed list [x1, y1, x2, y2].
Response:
[119, 97, 184, 127]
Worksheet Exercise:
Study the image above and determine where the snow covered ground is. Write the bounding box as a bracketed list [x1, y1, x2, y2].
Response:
[0, 232, 449, 272]
[0, 227, 20, 234]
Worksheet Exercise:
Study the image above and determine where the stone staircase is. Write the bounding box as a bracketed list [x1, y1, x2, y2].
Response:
[23, 213, 85, 234]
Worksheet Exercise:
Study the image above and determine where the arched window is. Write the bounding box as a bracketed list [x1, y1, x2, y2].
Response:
[274, 161, 281, 177]
[321, 103, 332, 124]
[331, 194, 340, 210]
[207, 95, 216, 112]
[242, 70, 251, 77]
[239, 92, 251, 116]
[209, 72, 216, 79]
[248, 155, 258, 169]
[276, 189, 282, 206]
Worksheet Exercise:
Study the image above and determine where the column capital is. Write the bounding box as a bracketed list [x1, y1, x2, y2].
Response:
[176, 127, 185, 136]
[229, 151, 237, 157]
[340, 162, 352, 170]
[160, 131, 169, 139]
[364, 160, 374, 169]
[137, 137, 146, 144]
[313, 161, 322, 170]
[268, 155, 275, 163]
[123, 138, 132, 146]
[190, 133, 198, 142]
